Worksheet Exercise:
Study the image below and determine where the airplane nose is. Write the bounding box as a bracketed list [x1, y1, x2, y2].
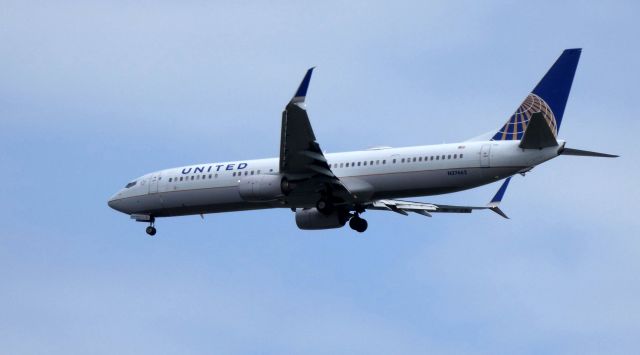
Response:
[108, 191, 126, 213]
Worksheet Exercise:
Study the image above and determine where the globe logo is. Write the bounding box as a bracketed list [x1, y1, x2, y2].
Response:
[495, 93, 557, 140]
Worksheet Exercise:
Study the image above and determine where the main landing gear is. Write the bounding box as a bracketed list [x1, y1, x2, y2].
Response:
[314, 195, 368, 233]
[316, 198, 334, 215]
[349, 214, 368, 233]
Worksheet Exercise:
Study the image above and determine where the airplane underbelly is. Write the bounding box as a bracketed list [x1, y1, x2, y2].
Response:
[150, 185, 275, 217]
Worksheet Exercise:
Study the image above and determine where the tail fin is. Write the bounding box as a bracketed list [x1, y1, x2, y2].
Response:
[492, 48, 582, 141]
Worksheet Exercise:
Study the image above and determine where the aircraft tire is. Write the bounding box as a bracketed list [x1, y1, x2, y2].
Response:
[349, 216, 368, 233]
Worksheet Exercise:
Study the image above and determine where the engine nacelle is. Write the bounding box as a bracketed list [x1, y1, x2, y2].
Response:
[238, 174, 285, 201]
[295, 208, 348, 230]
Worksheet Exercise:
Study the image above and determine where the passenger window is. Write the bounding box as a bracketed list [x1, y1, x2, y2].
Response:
[448, 155, 451, 159]
[370, 161, 374, 165]
[257, 170, 261, 174]
[442, 155, 445, 160]
[245, 171, 248, 176]
[430, 156, 434, 160]
[346, 163, 350, 167]
[209, 174, 212, 179]
[392, 159, 396, 163]
[401, 158, 405, 163]
[376, 160, 380, 165]
[191, 176, 194, 180]
[232, 172, 236, 177]
[363, 161, 367, 166]
[340, 163, 344, 168]
[357, 162, 361, 166]
[460, 154, 464, 158]
[418, 157, 422, 162]
[383, 160, 386, 164]
[454, 154, 457, 159]
[269, 169, 273, 172]
[169, 178, 172, 182]
[436, 156, 439, 160]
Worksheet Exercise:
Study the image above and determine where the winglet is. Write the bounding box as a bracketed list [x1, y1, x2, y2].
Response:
[487, 177, 512, 219]
[290, 67, 315, 105]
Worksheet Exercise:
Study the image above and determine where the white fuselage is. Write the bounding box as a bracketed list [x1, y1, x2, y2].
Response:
[107, 139, 563, 217]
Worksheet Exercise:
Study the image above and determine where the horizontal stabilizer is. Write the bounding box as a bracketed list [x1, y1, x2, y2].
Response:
[519, 112, 558, 149]
[560, 147, 619, 158]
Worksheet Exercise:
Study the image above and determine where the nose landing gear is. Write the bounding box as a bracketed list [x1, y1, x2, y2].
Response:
[145, 218, 157, 236]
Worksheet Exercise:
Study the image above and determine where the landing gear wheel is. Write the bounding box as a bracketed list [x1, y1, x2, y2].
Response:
[146, 226, 157, 236]
[349, 215, 368, 233]
[316, 199, 334, 215]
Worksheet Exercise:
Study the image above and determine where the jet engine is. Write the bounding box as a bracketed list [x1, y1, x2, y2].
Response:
[238, 174, 286, 201]
[295, 208, 349, 230]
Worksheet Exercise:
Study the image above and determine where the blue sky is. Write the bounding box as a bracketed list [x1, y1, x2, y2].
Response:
[1, 1, 639, 354]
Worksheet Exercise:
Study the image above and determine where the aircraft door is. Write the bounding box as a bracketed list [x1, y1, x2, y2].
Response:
[149, 174, 160, 194]
[480, 144, 491, 167]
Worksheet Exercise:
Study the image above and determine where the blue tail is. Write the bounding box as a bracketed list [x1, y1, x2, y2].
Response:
[492, 48, 582, 141]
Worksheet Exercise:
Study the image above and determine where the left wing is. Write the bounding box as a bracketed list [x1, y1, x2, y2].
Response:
[279, 68, 354, 205]
[368, 177, 513, 219]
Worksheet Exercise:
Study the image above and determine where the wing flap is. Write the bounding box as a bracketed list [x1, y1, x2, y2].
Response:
[367, 178, 513, 219]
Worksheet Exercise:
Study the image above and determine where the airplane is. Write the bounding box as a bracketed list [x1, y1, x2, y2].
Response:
[108, 48, 617, 235]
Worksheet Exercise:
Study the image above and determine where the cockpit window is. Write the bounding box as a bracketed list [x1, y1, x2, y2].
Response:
[125, 181, 137, 188]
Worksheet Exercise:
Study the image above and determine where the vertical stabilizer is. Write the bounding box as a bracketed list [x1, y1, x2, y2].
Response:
[492, 49, 581, 141]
